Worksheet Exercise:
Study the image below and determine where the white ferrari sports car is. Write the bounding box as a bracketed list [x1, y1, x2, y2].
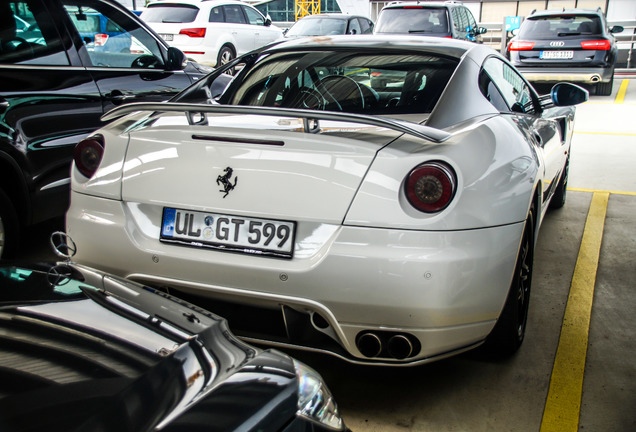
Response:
[66, 36, 588, 365]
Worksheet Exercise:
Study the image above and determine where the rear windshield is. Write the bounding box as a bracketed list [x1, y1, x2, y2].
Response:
[376, 7, 449, 34]
[518, 15, 603, 39]
[287, 18, 347, 36]
[218, 50, 459, 114]
[141, 4, 199, 23]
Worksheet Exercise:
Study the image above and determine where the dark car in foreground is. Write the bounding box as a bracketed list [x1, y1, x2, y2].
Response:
[507, 7, 623, 95]
[284, 13, 374, 37]
[0, 0, 231, 259]
[374, 1, 486, 42]
[0, 234, 346, 431]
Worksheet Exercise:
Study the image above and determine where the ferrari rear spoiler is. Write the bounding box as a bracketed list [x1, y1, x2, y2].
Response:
[101, 102, 452, 144]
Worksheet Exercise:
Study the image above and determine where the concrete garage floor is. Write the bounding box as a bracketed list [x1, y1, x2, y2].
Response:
[14, 80, 636, 431]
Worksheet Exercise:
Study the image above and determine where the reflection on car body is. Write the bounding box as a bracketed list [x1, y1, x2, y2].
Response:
[66, 35, 588, 367]
[0, 242, 347, 431]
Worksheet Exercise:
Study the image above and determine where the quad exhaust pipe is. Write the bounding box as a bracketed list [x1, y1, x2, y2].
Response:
[356, 331, 419, 360]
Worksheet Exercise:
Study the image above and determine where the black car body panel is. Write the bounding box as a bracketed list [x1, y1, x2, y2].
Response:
[0, 260, 346, 431]
[0, 0, 230, 258]
[507, 8, 623, 95]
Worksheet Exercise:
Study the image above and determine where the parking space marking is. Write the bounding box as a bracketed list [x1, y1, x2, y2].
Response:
[540, 192, 609, 432]
[573, 131, 636, 136]
[568, 187, 636, 197]
[615, 79, 629, 104]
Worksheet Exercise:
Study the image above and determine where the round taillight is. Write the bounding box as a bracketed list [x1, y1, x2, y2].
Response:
[405, 162, 456, 213]
[74, 136, 104, 179]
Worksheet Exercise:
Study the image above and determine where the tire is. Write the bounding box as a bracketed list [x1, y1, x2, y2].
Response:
[549, 156, 569, 209]
[0, 188, 19, 259]
[217, 45, 235, 75]
[483, 203, 535, 357]
[596, 74, 613, 96]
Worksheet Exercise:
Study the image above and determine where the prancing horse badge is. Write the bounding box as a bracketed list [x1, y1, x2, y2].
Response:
[217, 167, 237, 198]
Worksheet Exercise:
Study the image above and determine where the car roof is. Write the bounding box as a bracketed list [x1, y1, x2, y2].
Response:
[382, 1, 459, 9]
[264, 34, 478, 60]
[528, 8, 604, 17]
[146, 0, 247, 7]
[298, 13, 366, 20]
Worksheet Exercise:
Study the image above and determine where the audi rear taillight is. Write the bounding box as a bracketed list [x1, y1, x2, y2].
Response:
[508, 41, 535, 51]
[94, 33, 109, 46]
[179, 28, 206, 38]
[405, 162, 457, 213]
[74, 135, 104, 178]
[581, 39, 610, 50]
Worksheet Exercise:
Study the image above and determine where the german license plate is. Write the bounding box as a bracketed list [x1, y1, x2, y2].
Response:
[159, 33, 173, 41]
[540, 50, 574, 59]
[161, 208, 295, 258]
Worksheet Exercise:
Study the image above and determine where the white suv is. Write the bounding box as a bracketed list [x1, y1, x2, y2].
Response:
[141, 0, 282, 68]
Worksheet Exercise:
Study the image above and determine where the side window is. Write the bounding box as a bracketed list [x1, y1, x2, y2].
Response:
[348, 18, 362, 34]
[243, 6, 265, 26]
[62, 0, 164, 69]
[451, 9, 461, 32]
[0, 0, 69, 65]
[358, 18, 371, 34]
[209, 6, 224, 23]
[465, 8, 477, 30]
[223, 5, 246, 24]
[457, 7, 469, 32]
[482, 57, 536, 114]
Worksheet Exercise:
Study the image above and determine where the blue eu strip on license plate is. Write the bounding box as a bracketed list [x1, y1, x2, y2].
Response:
[161, 207, 295, 258]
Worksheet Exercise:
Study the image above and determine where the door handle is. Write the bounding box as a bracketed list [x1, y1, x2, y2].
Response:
[109, 90, 136, 105]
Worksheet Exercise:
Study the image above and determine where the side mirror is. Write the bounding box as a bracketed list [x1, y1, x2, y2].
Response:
[350, 29, 357, 35]
[265, 14, 272, 27]
[610, 25, 624, 34]
[550, 82, 589, 106]
[478, 26, 488, 35]
[166, 46, 186, 71]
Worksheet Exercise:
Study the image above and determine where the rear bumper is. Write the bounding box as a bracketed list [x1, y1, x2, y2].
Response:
[515, 66, 614, 83]
[67, 192, 524, 365]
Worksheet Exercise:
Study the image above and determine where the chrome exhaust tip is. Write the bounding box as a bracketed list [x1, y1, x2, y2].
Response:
[356, 332, 382, 358]
[387, 335, 414, 360]
[590, 74, 601, 83]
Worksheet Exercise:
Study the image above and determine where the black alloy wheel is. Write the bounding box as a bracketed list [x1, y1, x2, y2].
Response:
[484, 203, 535, 357]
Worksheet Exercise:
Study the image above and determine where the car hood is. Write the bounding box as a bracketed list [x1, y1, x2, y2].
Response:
[0, 262, 299, 431]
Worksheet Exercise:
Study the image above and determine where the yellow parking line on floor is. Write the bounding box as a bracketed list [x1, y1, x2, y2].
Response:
[540, 192, 609, 432]
[615, 79, 629, 104]
[568, 187, 636, 197]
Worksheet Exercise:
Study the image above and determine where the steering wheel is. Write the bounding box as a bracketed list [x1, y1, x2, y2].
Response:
[298, 87, 328, 110]
[314, 75, 365, 111]
[131, 54, 162, 69]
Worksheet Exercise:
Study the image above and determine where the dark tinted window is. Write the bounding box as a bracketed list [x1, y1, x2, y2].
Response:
[223, 5, 246, 24]
[221, 51, 458, 114]
[141, 4, 199, 23]
[0, 0, 69, 65]
[518, 15, 602, 39]
[375, 7, 449, 34]
[358, 18, 372, 34]
[209, 6, 224, 22]
[348, 17, 361, 34]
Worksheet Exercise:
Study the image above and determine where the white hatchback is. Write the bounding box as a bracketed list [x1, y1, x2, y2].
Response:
[141, 0, 282, 68]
